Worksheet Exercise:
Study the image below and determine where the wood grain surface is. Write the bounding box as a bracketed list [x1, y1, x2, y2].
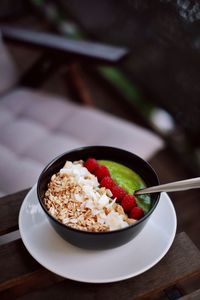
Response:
[0, 189, 29, 236]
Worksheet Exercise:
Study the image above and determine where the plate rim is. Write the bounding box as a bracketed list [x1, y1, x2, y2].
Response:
[19, 185, 177, 283]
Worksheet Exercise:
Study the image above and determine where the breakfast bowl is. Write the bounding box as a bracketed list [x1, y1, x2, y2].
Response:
[37, 146, 160, 250]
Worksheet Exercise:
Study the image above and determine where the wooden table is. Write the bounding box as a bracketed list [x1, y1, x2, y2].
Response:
[1, 189, 200, 300]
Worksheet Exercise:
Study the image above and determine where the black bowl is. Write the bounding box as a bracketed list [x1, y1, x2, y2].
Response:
[37, 146, 160, 250]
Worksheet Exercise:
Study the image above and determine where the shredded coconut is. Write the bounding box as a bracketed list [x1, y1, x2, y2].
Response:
[44, 160, 135, 232]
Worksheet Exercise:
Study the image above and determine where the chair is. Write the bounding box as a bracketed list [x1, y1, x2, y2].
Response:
[0, 27, 163, 196]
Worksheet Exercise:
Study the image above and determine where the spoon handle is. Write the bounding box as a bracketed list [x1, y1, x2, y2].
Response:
[135, 177, 200, 195]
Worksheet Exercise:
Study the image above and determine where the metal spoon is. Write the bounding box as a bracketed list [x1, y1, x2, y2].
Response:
[135, 177, 200, 195]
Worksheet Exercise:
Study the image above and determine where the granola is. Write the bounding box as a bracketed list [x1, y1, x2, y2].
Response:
[44, 160, 135, 232]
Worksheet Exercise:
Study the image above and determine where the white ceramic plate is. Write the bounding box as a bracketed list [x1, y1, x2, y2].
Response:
[19, 185, 177, 283]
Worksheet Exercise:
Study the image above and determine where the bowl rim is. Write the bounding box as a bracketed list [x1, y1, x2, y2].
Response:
[37, 146, 160, 235]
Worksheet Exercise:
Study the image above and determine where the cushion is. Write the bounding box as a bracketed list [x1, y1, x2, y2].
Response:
[0, 88, 164, 195]
[0, 34, 18, 95]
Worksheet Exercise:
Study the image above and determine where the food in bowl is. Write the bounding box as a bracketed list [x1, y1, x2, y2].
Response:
[37, 146, 160, 249]
[97, 159, 151, 216]
[43, 157, 151, 232]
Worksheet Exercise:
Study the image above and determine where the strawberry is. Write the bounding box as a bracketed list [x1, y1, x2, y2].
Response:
[129, 206, 144, 220]
[95, 165, 110, 181]
[111, 185, 126, 201]
[100, 176, 115, 190]
[121, 194, 137, 212]
[84, 158, 99, 173]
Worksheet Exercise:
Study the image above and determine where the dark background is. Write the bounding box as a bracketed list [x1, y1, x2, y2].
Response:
[59, 0, 200, 146]
[1, 0, 200, 147]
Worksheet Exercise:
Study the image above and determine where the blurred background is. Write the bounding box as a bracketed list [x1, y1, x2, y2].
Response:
[1, 0, 200, 174]
[0, 0, 200, 251]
